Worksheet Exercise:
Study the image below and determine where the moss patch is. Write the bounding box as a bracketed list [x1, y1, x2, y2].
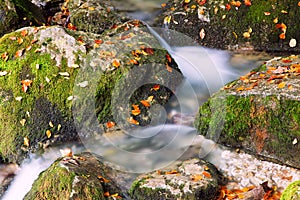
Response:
[280, 180, 300, 200]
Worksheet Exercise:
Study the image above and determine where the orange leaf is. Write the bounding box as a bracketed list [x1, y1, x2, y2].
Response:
[94, 39, 103, 44]
[278, 82, 286, 88]
[166, 54, 172, 63]
[21, 79, 32, 93]
[236, 86, 245, 91]
[131, 104, 141, 116]
[1, 52, 9, 61]
[106, 121, 115, 128]
[165, 169, 179, 175]
[18, 37, 23, 44]
[46, 130, 52, 138]
[225, 4, 231, 11]
[97, 175, 110, 183]
[151, 84, 160, 91]
[15, 49, 24, 58]
[112, 59, 120, 68]
[26, 45, 32, 51]
[9, 36, 17, 40]
[21, 29, 28, 37]
[140, 100, 150, 107]
[198, 0, 206, 5]
[104, 191, 110, 197]
[31, 39, 38, 44]
[244, 0, 251, 6]
[127, 117, 139, 125]
[202, 171, 211, 178]
[166, 63, 172, 72]
[298, 1, 300, 7]
[264, 12, 271, 16]
[279, 33, 286, 40]
[191, 174, 203, 181]
[67, 23, 77, 30]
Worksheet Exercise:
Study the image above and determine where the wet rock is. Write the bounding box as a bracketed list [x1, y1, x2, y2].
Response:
[195, 55, 300, 169]
[155, 0, 300, 53]
[0, 18, 182, 163]
[24, 152, 127, 199]
[0, 163, 19, 197]
[280, 180, 300, 200]
[129, 158, 226, 200]
[0, 0, 46, 37]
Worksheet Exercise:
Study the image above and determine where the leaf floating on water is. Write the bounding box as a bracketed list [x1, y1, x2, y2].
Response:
[46, 130, 51, 138]
[76, 81, 88, 88]
[24, 137, 30, 147]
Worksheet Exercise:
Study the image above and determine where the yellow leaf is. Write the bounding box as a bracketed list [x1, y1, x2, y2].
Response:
[24, 137, 30, 147]
[243, 32, 251, 38]
[278, 82, 286, 88]
[46, 130, 52, 138]
[191, 174, 203, 181]
[273, 17, 278, 23]
[20, 119, 26, 126]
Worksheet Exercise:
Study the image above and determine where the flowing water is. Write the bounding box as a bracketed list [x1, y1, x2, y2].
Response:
[1, 1, 273, 199]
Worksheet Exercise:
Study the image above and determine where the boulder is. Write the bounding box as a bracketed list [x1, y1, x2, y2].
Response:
[155, 0, 300, 53]
[129, 158, 226, 200]
[195, 55, 300, 168]
[0, 0, 46, 37]
[24, 152, 127, 199]
[0, 18, 182, 163]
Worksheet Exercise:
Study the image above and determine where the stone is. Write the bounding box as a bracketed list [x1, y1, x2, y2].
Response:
[195, 55, 300, 169]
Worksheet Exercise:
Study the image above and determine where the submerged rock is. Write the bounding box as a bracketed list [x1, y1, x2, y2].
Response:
[195, 55, 300, 169]
[155, 0, 300, 53]
[129, 158, 226, 200]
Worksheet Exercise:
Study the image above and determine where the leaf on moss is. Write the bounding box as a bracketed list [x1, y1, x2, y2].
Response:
[21, 79, 33, 93]
[23, 137, 30, 147]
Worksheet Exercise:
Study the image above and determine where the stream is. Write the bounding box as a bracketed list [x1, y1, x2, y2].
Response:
[1, 1, 274, 199]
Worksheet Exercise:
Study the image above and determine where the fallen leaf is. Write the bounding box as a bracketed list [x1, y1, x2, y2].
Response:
[21, 79, 33, 93]
[49, 121, 54, 127]
[244, 0, 251, 6]
[112, 59, 120, 68]
[67, 23, 77, 31]
[292, 138, 298, 145]
[289, 38, 297, 48]
[225, 3, 231, 10]
[94, 39, 103, 44]
[132, 104, 141, 116]
[279, 33, 286, 40]
[166, 54, 172, 63]
[67, 96, 74, 101]
[191, 174, 203, 181]
[9, 36, 17, 40]
[140, 100, 150, 107]
[97, 175, 110, 183]
[1, 52, 9, 61]
[281, 10, 288, 14]
[264, 12, 271, 16]
[106, 121, 115, 128]
[46, 130, 51, 138]
[21, 29, 28, 37]
[57, 124, 62, 131]
[76, 81, 88, 88]
[127, 117, 139, 125]
[166, 63, 172, 72]
[15, 96, 22, 101]
[0, 71, 8, 76]
[198, 0, 206, 5]
[199, 28, 205, 39]
[236, 86, 245, 91]
[222, 15, 226, 20]
[26, 45, 32, 51]
[20, 119, 26, 126]
[202, 171, 211, 178]
[59, 72, 70, 77]
[24, 137, 30, 147]
[151, 84, 160, 91]
[273, 17, 278, 23]
[18, 37, 23, 44]
[165, 169, 179, 175]
[15, 49, 24, 58]
[278, 82, 286, 88]
[243, 31, 251, 38]
[45, 76, 50, 83]
[60, 148, 73, 157]
[104, 191, 110, 197]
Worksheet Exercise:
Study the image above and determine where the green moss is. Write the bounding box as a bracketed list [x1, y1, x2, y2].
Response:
[0, 30, 78, 162]
[280, 180, 300, 200]
[24, 161, 76, 200]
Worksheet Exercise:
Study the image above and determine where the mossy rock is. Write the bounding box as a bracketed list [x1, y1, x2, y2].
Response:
[24, 152, 125, 200]
[66, 0, 127, 34]
[155, 0, 300, 53]
[0, 0, 46, 37]
[0, 19, 182, 163]
[280, 180, 300, 200]
[195, 55, 300, 168]
[129, 158, 225, 200]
